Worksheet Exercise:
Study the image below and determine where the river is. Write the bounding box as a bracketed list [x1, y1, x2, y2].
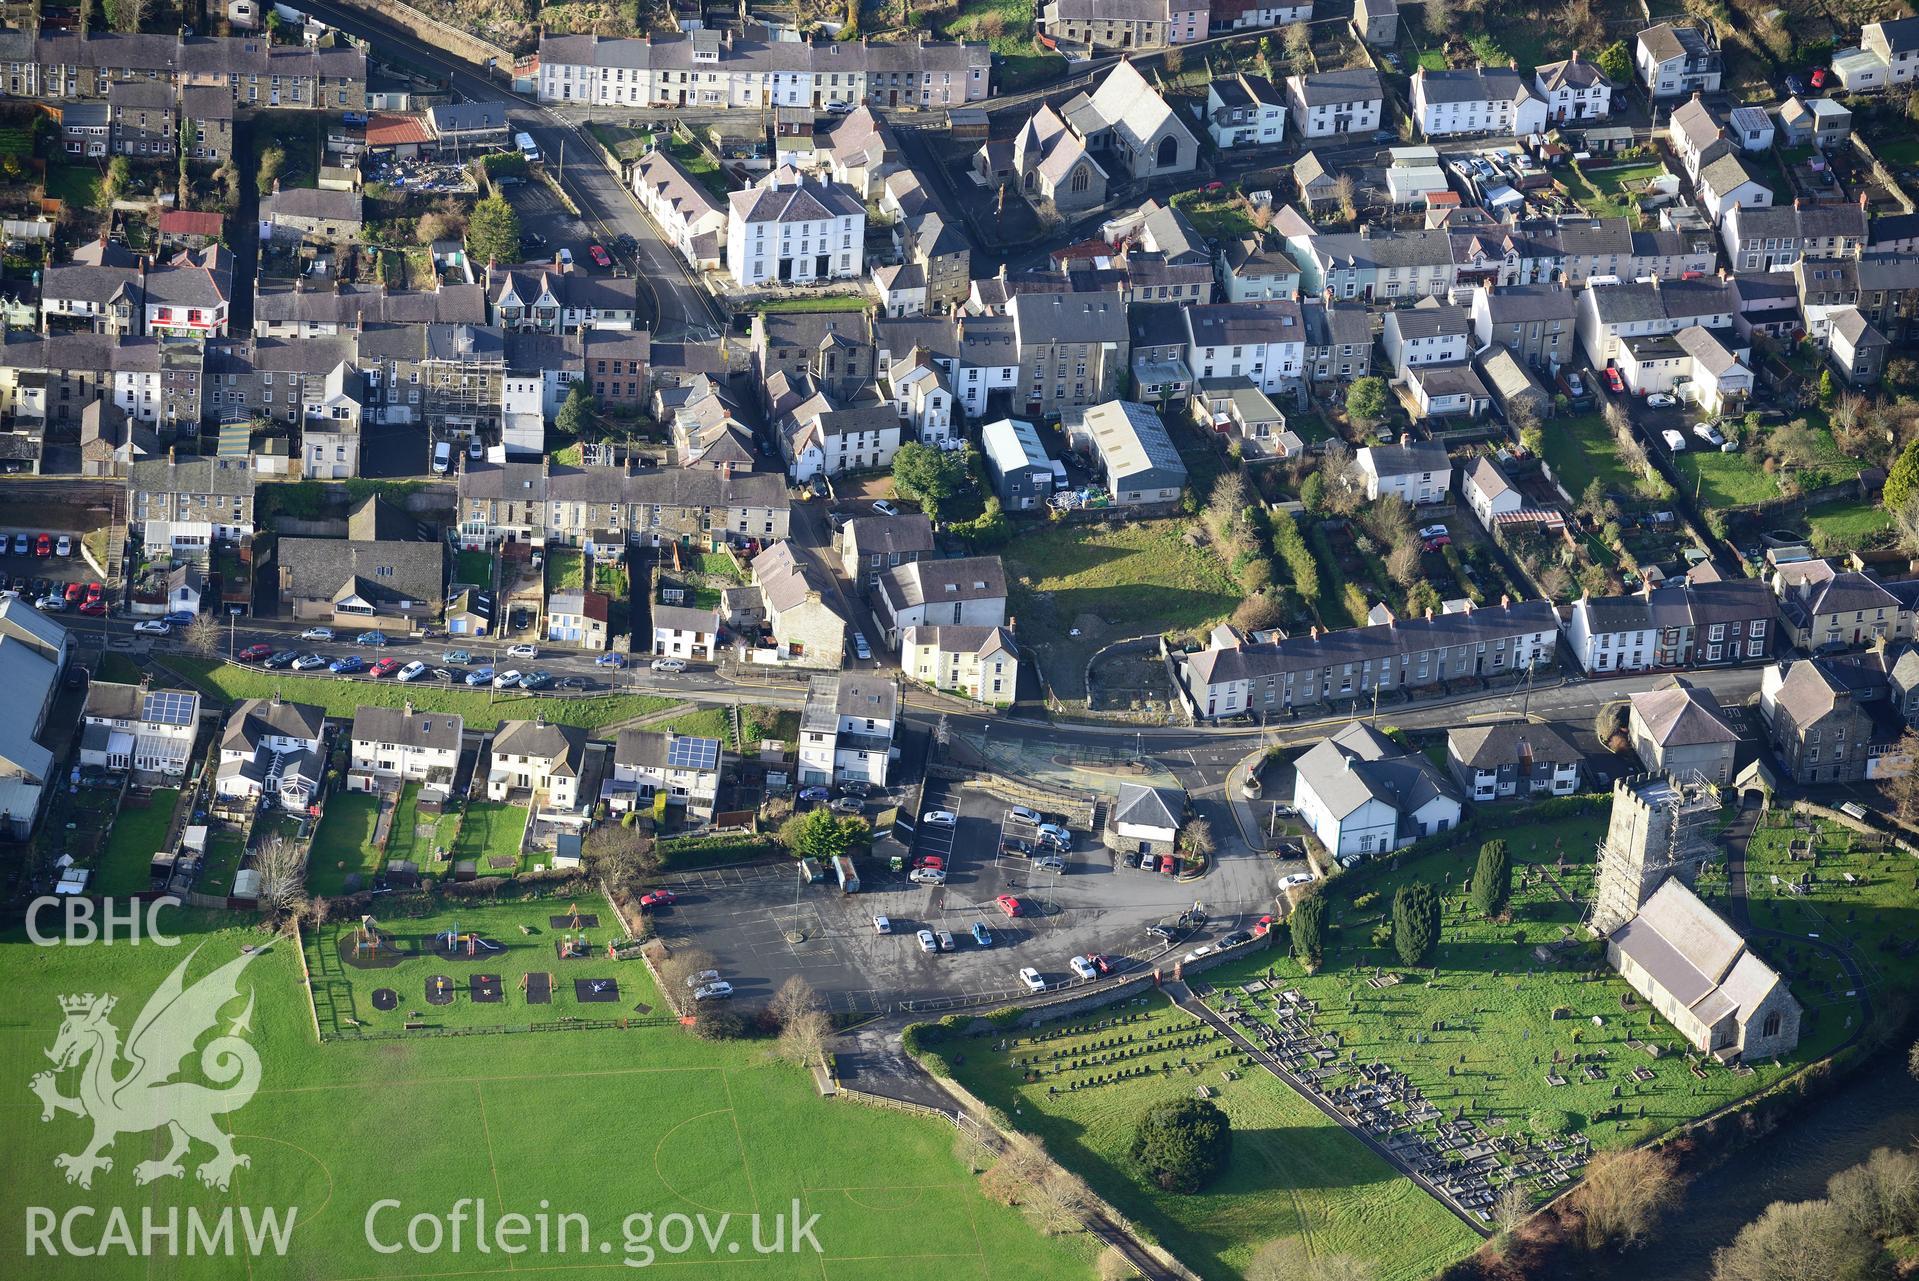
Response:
[1606, 1049, 1919, 1280]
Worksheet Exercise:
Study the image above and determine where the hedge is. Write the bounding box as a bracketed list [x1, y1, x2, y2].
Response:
[656, 834, 777, 869]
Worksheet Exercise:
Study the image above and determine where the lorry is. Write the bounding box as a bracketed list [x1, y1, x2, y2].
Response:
[833, 855, 860, 894]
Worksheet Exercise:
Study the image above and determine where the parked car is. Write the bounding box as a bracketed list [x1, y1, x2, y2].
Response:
[133, 619, 170, 635]
[1252, 914, 1276, 937]
[33, 533, 50, 557]
[916, 855, 944, 872]
[852, 632, 871, 661]
[829, 796, 863, 815]
[692, 982, 733, 1001]
[238, 643, 274, 661]
[971, 921, 993, 947]
[1220, 931, 1252, 948]
[640, 890, 676, 910]
[1161, 855, 1179, 876]
[78, 598, 105, 616]
[465, 666, 496, 686]
[1693, 422, 1727, 448]
[63, 582, 81, 603]
[1786, 73, 1808, 97]
[1069, 955, 1098, 980]
[370, 658, 402, 678]
[1018, 967, 1046, 992]
[1646, 392, 1677, 408]
[909, 867, 947, 886]
[301, 627, 334, 641]
[264, 650, 299, 669]
[1000, 837, 1034, 856]
[1037, 821, 1071, 844]
[650, 657, 687, 673]
[588, 243, 612, 268]
[54, 535, 71, 557]
[357, 630, 390, 646]
[291, 652, 327, 670]
[519, 671, 555, 690]
[996, 894, 1023, 918]
[432, 668, 456, 682]
[1145, 924, 1174, 941]
[1122, 851, 1142, 868]
[441, 649, 472, 664]
[684, 970, 722, 990]
[506, 643, 539, 659]
[871, 499, 898, 517]
[920, 809, 957, 826]
[872, 914, 892, 935]
[1417, 525, 1448, 541]
[936, 930, 956, 952]
[916, 929, 939, 954]
[161, 608, 193, 625]
[329, 655, 364, 673]
[1033, 854, 1065, 873]
[8, 533, 23, 554]
[1008, 805, 1043, 825]
[596, 653, 628, 668]
[799, 785, 831, 802]
[1277, 871, 1317, 890]
[397, 661, 428, 682]
[1661, 428, 1688, 452]
[492, 669, 523, 688]
[838, 781, 872, 798]
[1602, 367, 1625, 394]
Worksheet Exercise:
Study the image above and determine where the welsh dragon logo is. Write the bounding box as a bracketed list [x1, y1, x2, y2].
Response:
[30, 944, 263, 1191]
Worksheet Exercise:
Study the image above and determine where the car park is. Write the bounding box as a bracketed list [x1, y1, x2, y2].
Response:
[1018, 967, 1046, 992]
[507, 643, 539, 659]
[493, 669, 523, 688]
[370, 658, 403, 678]
[442, 649, 472, 664]
[465, 666, 495, 686]
[397, 661, 428, 682]
[239, 643, 274, 661]
[133, 619, 169, 635]
[650, 657, 687, 673]
[970, 921, 992, 946]
[301, 627, 334, 641]
[357, 630, 390, 646]
[292, 653, 327, 670]
[916, 929, 939, 954]
[872, 915, 892, 935]
[996, 895, 1023, 918]
[921, 809, 957, 826]
[692, 982, 733, 1001]
[329, 655, 364, 673]
[1069, 955, 1097, 980]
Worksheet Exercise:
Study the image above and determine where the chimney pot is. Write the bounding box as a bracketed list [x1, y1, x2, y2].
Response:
[404, 700, 414, 717]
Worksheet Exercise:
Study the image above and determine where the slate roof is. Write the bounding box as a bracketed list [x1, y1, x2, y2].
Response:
[1630, 677, 1738, 747]
[1294, 721, 1459, 821]
[1114, 782, 1182, 830]
[878, 556, 1007, 612]
[220, 698, 325, 754]
[492, 719, 585, 774]
[352, 704, 462, 751]
[1448, 721, 1580, 768]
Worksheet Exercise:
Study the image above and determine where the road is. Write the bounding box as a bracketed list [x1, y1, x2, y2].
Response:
[297, 0, 727, 343]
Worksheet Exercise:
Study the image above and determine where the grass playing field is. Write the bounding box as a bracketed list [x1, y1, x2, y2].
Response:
[937, 994, 1480, 1281]
[0, 906, 1097, 1281]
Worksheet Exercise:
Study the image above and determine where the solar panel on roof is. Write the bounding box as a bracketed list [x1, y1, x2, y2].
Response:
[666, 736, 720, 771]
[143, 690, 196, 727]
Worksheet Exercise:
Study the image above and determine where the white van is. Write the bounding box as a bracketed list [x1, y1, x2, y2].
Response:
[515, 132, 541, 163]
[432, 440, 452, 473]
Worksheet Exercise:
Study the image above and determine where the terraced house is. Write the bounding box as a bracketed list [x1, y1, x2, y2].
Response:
[454, 459, 790, 552]
[1179, 598, 1558, 720]
[535, 32, 989, 110]
[1037, 0, 1210, 52]
[3, 30, 366, 109]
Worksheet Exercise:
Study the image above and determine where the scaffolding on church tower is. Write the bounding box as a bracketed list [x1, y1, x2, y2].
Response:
[1588, 771, 1721, 937]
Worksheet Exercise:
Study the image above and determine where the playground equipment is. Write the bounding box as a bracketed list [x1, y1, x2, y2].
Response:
[564, 902, 584, 932]
[434, 924, 503, 956]
[353, 915, 384, 959]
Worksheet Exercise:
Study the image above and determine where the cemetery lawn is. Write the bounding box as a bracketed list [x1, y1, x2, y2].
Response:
[935, 995, 1478, 1281]
[1196, 808, 1832, 1170]
[0, 907, 1097, 1281]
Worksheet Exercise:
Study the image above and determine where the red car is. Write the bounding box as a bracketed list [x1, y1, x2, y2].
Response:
[588, 244, 612, 268]
[1602, 367, 1625, 394]
[1252, 913, 1275, 938]
[995, 894, 1023, 919]
[1160, 855, 1180, 876]
[639, 889, 677, 910]
[1085, 953, 1111, 975]
[63, 582, 83, 604]
[916, 854, 945, 872]
[239, 643, 274, 662]
[370, 657, 403, 678]
[34, 533, 51, 557]
[1810, 67, 1829, 89]
[78, 597, 106, 616]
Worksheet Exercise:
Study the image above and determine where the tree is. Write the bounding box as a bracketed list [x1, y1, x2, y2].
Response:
[1711, 1198, 1880, 1281]
[466, 194, 522, 267]
[1331, 172, 1358, 222]
[778, 808, 868, 862]
[1391, 881, 1438, 967]
[555, 380, 596, 439]
[1283, 20, 1312, 72]
[1202, 469, 1250, 555]
[1299, 470, 1327, 513]
[1233, 592, 1285, 632]
[582, 821, 658, 891]
[1289, 893, 1327, 972]
[1818, 367, 1836, 405]
[1163, 47, 1185, 75]
[1129, 1097, 1232, 1193]
[252, 834, 307, 917]
[1826, 1147, 1919, 1239]
[102, 155, 131, 204]
[776, 1004, 830, 1067]
[255, 145, 285, 198]
[891, 442, 968, 521]
[693, 1005, 749, 1039]
[416, 209, 467, 245]
[1426, 0, 1455, 37]
[1886, 438, 1919, 513]
[1472, 838, 1511, 919]
[1596, 40, 1632, 83]
[1177, 816, 1214, 859]
[1386, 539, 1421, 589]
[1594, 699, 1629, 749]
[1346, 376, 1388, 428]
[1882, 731, 1919, 825]
[1575, 1147, 1681, 1251]
[182, 613, 220, 657]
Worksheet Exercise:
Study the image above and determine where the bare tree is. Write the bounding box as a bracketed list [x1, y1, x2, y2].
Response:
[1574, 1147, 1682, 1252]
[776, 1008, 831, 1068]
[1426, 0, 1455, 38]
[980, 1142, 1049, 1207]
[1826, 1147, 1919, 1238]
[1331, 173, 1357, 222]
[1893, 493, 1919, 557]
[953, 1125, 996, 1175]
[1283, 20, 1312, 72]
[1882, 730, 1919, 825]
[252, 833, 307, 918]
[654, 945, 717, 1008]
[1177, 816, 1215, 858]
[183, 613, 221, 657]
[1711, 1197, 1879, 1281]
[770, 975, 821, 1026]
[1163, 47, 1185, 76]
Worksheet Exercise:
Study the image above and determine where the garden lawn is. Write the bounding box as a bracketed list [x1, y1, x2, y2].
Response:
[198, 829, 247, 898]
[93, 789, 180, 896]
[453, 549, 494, 587]
[667, 132, 732, 199]
[655, 705, 733, 742]
[1196, 807, 1829, 1177]
[746, 294, 869, 313]
[1169, 189, 1258, 241]
[94, 651, 144, 684]
[546, 547, 585, 592]
[1541, 412, 1640, 498]
[1564, 161, 1669, 225]
[451, 801, 530, 875]
[936, 995, 1478, 1281]
[1671, 449, 1781, 507]
[1005, 520, 1240, 638]
[1805, 497, 1893, 549]
[933, 0, 1063, 91]
[166, 656, 674, 729]
[45, 161, 100, 209]
[307, 791, 383, 898]
[386, 783, 459, 872]
[0, 906, 1097, 1281]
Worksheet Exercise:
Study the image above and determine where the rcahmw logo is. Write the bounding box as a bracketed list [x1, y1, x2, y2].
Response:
[26, 895, 182, 946]
[26, 943, 298, 1259]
